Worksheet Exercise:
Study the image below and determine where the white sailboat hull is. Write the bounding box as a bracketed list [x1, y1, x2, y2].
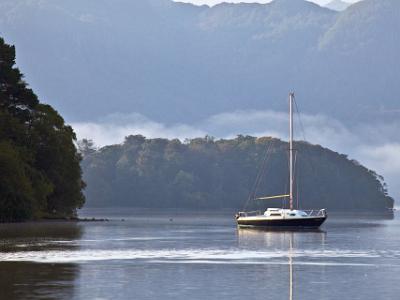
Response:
[236, 208, 327, 228]
[236, 215, 327, 228]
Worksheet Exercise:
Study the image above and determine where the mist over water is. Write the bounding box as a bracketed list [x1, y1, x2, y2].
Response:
[1, 209, 399, 300]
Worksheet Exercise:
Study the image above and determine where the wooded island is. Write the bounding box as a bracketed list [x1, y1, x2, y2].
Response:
[82, 135, 394, 211]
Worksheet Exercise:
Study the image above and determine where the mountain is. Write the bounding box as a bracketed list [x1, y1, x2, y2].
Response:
[317, 0, 400, 117]
[325, 0, 351, 11]
[0, 0, 398, 126]
[81, 135, 394, 211]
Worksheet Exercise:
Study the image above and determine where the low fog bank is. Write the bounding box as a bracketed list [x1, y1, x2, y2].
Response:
[71, 110, 400, 202]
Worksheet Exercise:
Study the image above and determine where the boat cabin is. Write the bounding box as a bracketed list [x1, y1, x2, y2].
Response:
[264, 208, 309, 218]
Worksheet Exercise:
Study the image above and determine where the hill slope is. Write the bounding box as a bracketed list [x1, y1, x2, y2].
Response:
[81, 135, 394, 211]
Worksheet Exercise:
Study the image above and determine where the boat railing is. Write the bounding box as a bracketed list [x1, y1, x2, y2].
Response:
[236, 211, 262, 218]
[303, 209, 327, 217]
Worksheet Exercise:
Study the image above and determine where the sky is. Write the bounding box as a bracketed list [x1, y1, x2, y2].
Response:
[179, 0, 361, 7]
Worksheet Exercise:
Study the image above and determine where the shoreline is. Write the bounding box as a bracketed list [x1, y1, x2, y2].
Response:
[0, 217, 111, 224]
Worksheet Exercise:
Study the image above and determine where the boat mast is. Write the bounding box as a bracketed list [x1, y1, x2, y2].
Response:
[289, 93, 294, 210]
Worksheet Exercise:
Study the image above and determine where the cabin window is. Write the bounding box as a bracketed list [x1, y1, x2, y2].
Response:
[289, 213, 296, 216]
[270, 213, 281, 216]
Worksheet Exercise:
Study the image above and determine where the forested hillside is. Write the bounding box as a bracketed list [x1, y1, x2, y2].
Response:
[81, 135, 393, 211]
[0, 38, 85, 222]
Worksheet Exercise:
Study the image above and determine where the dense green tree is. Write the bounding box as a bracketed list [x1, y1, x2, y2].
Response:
[82, 135, 394, 211]
[0, 37, 85, 221]
[0, 141, 35, 221]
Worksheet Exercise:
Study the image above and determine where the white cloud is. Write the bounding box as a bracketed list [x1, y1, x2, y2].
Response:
[72, 113, 205, 147]
[357, 144, 400, 177]
[71, 110, 400, 201]
[202, 110, 357, 152]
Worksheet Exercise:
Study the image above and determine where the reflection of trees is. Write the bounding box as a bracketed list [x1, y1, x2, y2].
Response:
[0, 222, 83, 238]
[0, 223, 82, 299]
[0, 262, 79, 300]
[0, 222, 83, 252]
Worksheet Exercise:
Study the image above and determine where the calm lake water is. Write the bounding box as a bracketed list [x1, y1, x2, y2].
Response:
[1, 208, 400, 300]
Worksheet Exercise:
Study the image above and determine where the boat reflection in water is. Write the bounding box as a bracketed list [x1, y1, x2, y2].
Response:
[237, 228, 326, 300]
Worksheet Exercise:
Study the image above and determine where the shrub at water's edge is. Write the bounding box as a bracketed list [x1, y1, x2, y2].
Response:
[81, 135, 394, 211]
[0, 38, 85, 222]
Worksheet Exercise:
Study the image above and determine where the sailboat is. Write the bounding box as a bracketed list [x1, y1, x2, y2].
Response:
[236, 93, 327, 228]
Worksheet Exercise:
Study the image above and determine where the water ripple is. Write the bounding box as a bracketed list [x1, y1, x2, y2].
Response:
[1, 248, 400, 264]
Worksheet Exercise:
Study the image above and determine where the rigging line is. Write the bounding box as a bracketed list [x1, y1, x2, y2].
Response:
[252, 142, 271, 197]
[253, 139, 275, 201]
[250, 141, 273, 209]
[285, 145, 291, 210]
[293, 98, 319, 206]
[256, 140, 276, 201]
[294, 98, 318, 180]
[283, 142, 290, 209]
[295, 152, 300, 210]
[293, 146, 297, 181]
[297, 178, 300, 210]
[243, 139, 274, 210]
[294, 97, 307, 143]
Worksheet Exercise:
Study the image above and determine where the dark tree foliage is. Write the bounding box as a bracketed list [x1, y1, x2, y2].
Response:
[82, 135, 394, 211]
[77, 139, 97, 157]
[0, 38, 85, 222]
